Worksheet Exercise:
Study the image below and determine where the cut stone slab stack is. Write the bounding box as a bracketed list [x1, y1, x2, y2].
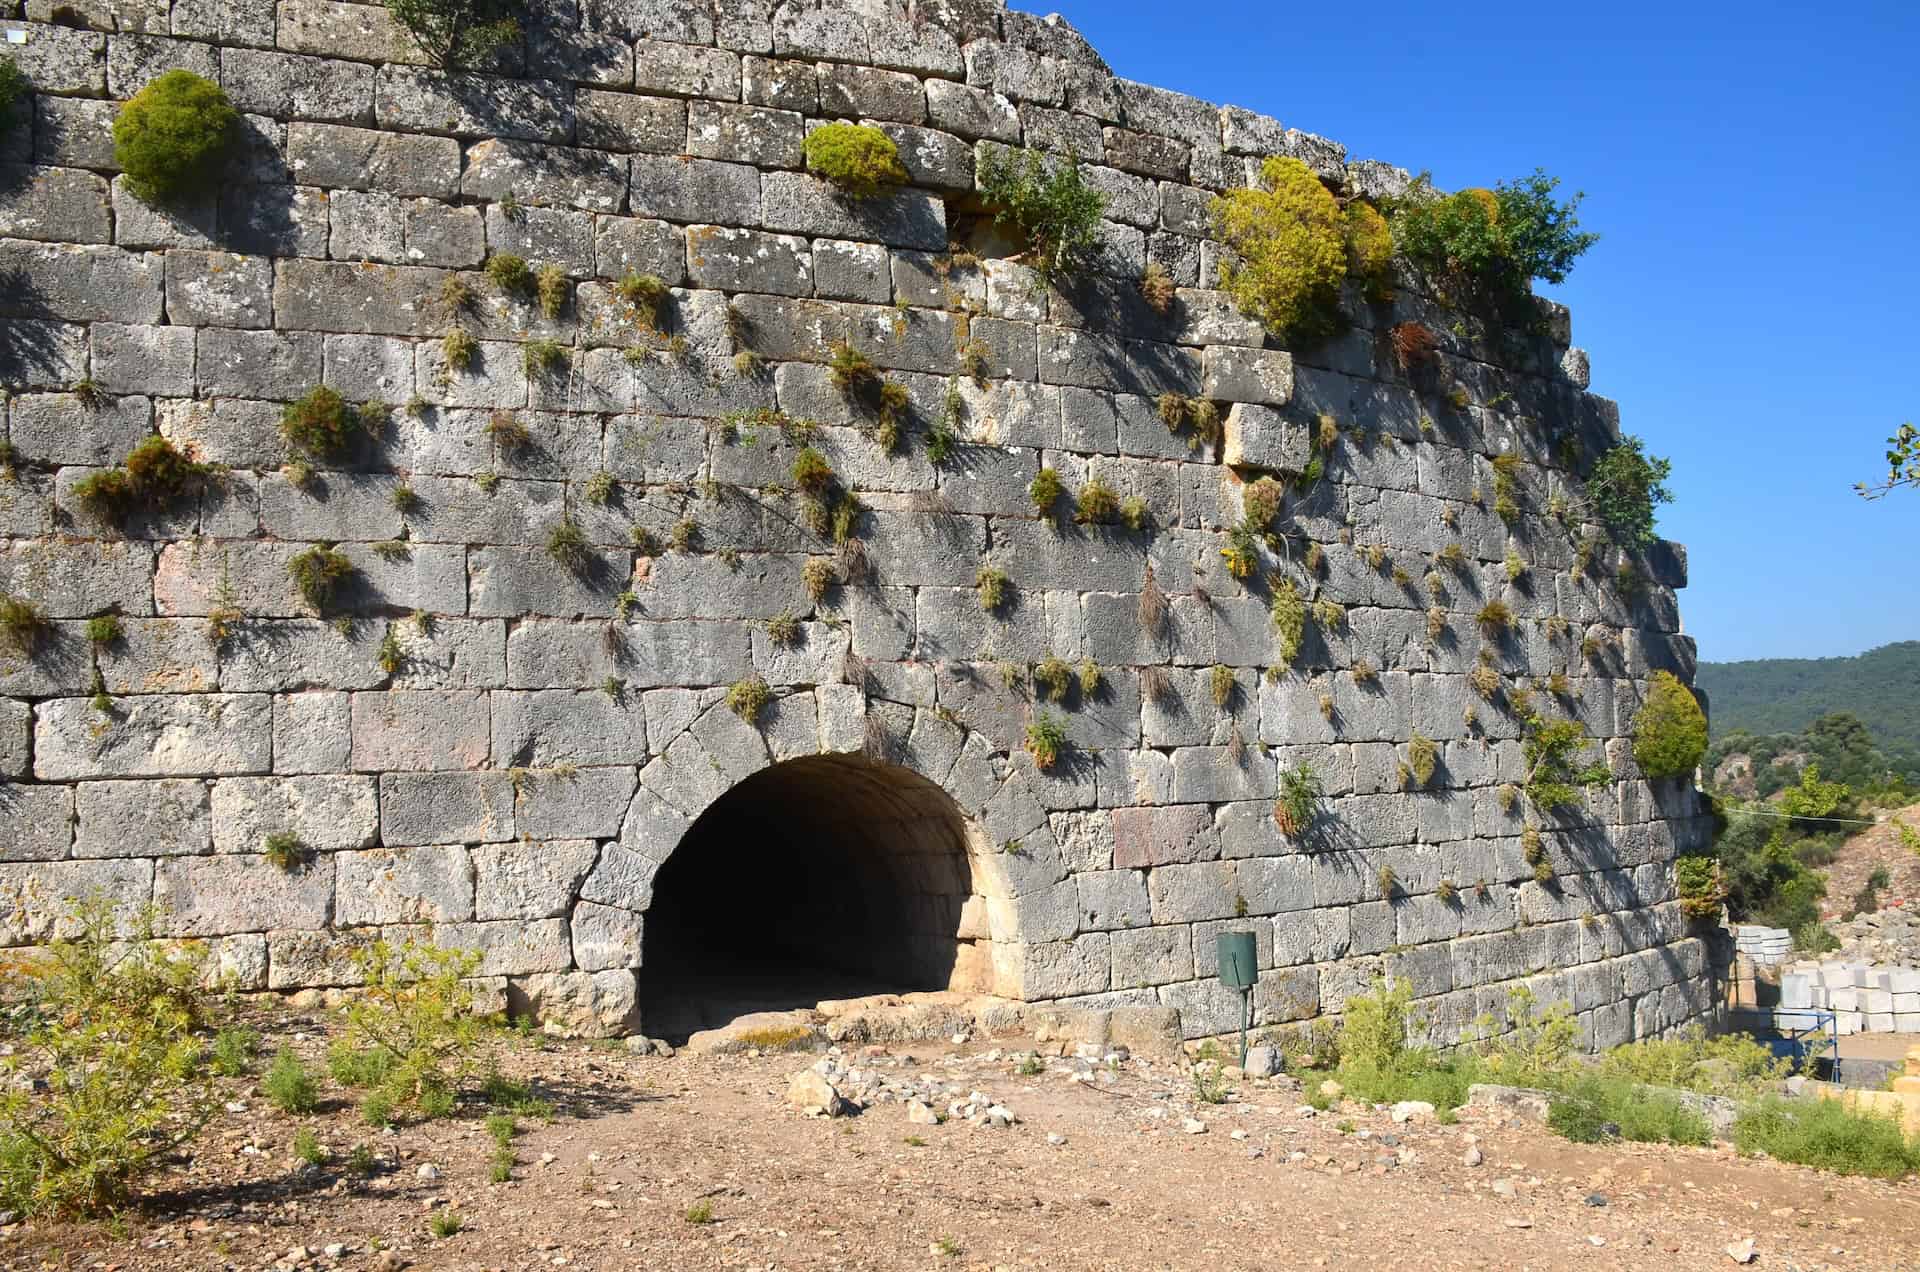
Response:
[1779, 960, 1920, 1035]
[1733, 924, 1792, 967]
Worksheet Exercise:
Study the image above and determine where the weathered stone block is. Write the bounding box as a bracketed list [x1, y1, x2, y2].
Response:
[335, 845, 475, 925]
[0, 859, 152, 944]
[473, 838, 599, 921]
[379, 771, 515, 846]
[36, 694, 270, 780]
[350, 690, 492, 771]
[153, 854, 334, 936]
[760, 171, 945, 251]
[210, 774, 379, 854]
[0, 781, 73, 861]
[685, 224, 813, 296]
[74, 778, 209, 858]
[629, 154, 763, 225]
[288, 121, 462, 197]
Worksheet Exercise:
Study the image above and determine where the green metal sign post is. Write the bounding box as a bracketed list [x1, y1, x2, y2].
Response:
[1215, 930, 1258, 1066]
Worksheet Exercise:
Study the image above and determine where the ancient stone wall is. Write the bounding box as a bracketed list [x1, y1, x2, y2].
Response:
[0, 0, 1715, 1042]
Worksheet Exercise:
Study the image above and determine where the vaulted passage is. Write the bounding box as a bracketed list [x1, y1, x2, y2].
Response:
[640, 756, 994, 1042]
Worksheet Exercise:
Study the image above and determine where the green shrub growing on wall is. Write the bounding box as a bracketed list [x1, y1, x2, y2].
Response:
[1211, 156, 1349, 341]
[976, 146, 1108, 286]
[112, 70, 241, 204]
[287, 544, 354, 613]
[1632, 670, 1708, 779]
[1391, 169, 1597, 304]
[803, 122, 908, 198]
[72, 435, 216, 523]
[281, 386, 360, 458]
[386, 0, 523, 68]
[1587, 435, 1674, 546]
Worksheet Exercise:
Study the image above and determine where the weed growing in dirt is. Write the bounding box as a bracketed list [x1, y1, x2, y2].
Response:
[264, 1048, 320, 1114]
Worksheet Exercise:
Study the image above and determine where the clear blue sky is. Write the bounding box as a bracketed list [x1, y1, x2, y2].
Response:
[1045, 1, 1920, 662]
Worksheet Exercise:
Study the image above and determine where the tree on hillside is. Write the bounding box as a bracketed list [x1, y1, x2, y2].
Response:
[1857, 422, 1918, 499]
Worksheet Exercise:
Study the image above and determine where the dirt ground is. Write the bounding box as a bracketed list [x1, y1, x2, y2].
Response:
[6, 1009, 1920, 1272]
[1824, 803, 1920, 920]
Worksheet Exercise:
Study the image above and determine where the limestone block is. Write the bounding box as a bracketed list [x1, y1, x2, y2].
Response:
[210, 774, 380, 854]
[379, 771, 515, 846]
[688, 101, 805, 169]
[760, 171, 946, 251]
[812, 238, 892, 303]
[492, 688, 648, 768]
[1005, 933, 1110, 998]
[1038, 326, 1201, 397]
[288, 121, 462, 197]
[0, 859, 152, 944]
[74, 778, 210, 858]
[351, 690, 492, 771]
[335, 845, 475, 926]
[629, 154, 763, 226]
[217, 47, 377, 123]
[685, 224, 813, 296]
[1235, 855, 1313, 915]
[583, 0, 713, 42]
[511, 969, 637, 1036]
[468, 545, 635, 619]
[1111, 924, 1192, 988]
[464, 138, 627, 213]
[578, 89, 686, 154]
[153, 854, 334, 936]
[272, 692, 350, 774]
[570, 900, 642, 971]
[1222, 403, 1309, 473]
[0, 164, 112, 244]
[36, 694, 270, 780]
[1158, 976, 1247, 1038]
[1074, 869, 1150, 931]
[473, 838, 599, 921]
[433, 918, 573, 976]
[1204, 345, 1294, 406]
[195, 329, 323, 400]
[0, 781, 73, 860]
[1111, 804, 1216, 869]
[513, 766, 636, 839]
[375, 67, 573, 142]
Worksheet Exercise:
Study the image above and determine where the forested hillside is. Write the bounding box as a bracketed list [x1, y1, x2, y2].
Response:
[1696, 641, 1920, 752]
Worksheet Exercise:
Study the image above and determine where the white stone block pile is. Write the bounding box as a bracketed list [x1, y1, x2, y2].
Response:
[1779, 961, 1920, 1035]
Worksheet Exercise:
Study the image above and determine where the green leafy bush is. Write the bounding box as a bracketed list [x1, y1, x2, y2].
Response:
[112, 69, 241, 204]
[1272, 762, 1321, 837]
[1547, 1073, 1710, 1146]
[976, 146, 1108, 286]
[0, 898, 219, 1218]
[281, 386, 361, 458]
[287, 544, 354, 613]
[1735, 1097, 1920, 1179]
[1633, 670, 1708, 778]
[802, 122, 908, 198]
[1211, 156, 1346, 340]
[72, 435, 216, 523]
[1392, 169, 1597, 299]
[1586, 435, 1673, 546]
[336, 938, 490, 1124]
[386, 0, 522, 68]
[210, 1026, 259, 1077]
[1024, 710, 1067, 770]
[264, 1047, 320, 1113]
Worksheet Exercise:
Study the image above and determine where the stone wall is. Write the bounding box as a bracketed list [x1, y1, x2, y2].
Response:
[0, 0, 1716, 1043]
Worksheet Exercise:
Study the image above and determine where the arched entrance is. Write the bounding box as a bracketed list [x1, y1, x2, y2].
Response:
[639, 753, 998, 1041]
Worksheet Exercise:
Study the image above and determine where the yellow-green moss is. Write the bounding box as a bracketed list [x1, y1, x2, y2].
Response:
[1211, 156, 1346, 340]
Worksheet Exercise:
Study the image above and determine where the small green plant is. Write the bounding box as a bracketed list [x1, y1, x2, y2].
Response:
[803, 121, 908, 197]
[338, 937, 490, 1124]
[281, 386, 360, 458]
[826, 339, 879, 395]
[534, 264, 569, 319]
[546, 517, 593, 574]
[442, 325, 477, 372]
[210, 1026, 259, 1077]
[1476, 599, 1513, 635]
[346, 1144, 377, 1176]
[263, 1048, 320, 1114]
[486, 251, 534, 298]
[1734, 1096, 1920, 1178]
[685, 1199, 715, 1225]
[977, 565, 1009, 613]
[765, 611, 800, 645]
[1520, 710, 1611, 813]
[385, 0, 522, 68]
[112, 69, 240, 204]
[670, 517, 699, 551]
[1015, 1053, 1046, 1078]
[1675, 854, 1724, 922]
[728, 676, 771, 722]
[261, 832, 308, 874]
[1210, 664, 1237, 709]
[427, 1208, 464, 1239]
[1242, 476, 1284, 526]
[1025, 711, 1068, 770]
[615, 271, 669, 331]
[1074, 476, 1120, 525]
[82, 613, 123, 647]
[523, 338, 568, 376]
[287, 545, 354, 614]
[1191, 1058, 1230, 1105]
[1035, 654, 1073, 704]
[1273, 763, 1321, 837]
[791, 445, 835, 494]
[376, 623, 405, 675]
[803, 556, 836, 603]
[1140, 260, 1176, 314]
[976, 146, 1108, 285]
[1030, 467, 1064, 518]
[1270, 578, 1306, 666]
[292, 1127, 326, 1167]
[1406, 732, 1438, 787]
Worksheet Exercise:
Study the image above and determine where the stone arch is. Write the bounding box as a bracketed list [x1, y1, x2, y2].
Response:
[566, 686, 1073, 1037]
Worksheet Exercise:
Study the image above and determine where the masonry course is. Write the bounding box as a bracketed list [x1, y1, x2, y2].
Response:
[0, 0, 1712, 1043]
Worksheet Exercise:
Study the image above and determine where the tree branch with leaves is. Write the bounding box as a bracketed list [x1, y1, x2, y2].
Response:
[1856, 422, 1918, 500]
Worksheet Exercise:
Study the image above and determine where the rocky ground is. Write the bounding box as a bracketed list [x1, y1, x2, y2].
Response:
[5, 1009, 1920, 1272]
[1825, 804, 1920, 938]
